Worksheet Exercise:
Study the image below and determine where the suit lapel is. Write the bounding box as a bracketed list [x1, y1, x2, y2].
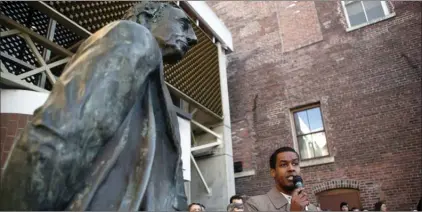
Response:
[267, 187, 289, 210]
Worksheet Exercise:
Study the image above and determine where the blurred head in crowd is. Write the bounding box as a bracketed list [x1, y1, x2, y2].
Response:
[189, 203, 205, 212]
[230, 195, 244, 204]
[351, 207, 360, 211]
[227, 202, 244, 212]
[374, 201, 387, 212]
[340, 202, 349, 211]
[269, 146, 301, 195]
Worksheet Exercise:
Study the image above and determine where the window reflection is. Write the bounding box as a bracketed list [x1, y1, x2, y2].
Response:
[343, 1, 390, 28]
[293, 106, 329, 160]
[363, 1, 385, 21]
[307, 108, 323, 132]
[346, 2, 367, 26]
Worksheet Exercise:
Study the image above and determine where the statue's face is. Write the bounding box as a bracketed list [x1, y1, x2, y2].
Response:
[150, 6, 197, 64]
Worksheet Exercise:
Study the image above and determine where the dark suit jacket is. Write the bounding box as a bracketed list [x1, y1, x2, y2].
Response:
[245, 187, 318, 211]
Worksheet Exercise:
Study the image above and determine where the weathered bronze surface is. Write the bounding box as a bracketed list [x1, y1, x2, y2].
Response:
[0, 2, 197, 211]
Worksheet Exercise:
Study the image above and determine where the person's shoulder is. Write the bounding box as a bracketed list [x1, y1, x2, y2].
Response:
[107, 20, 150, 34]
[80, 20, 159, 55]
[245, 194, 270, 210]
[247, 194, 269, 203]
[96, 20, 162, 62]
[103, 21, 156, 45]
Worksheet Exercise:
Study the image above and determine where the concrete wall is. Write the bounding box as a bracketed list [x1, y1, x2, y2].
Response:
[209, 1, 421, 211]
[190, 124, 234, 210]
[190, 126, 231, 209]
[189, 43, 235, 210]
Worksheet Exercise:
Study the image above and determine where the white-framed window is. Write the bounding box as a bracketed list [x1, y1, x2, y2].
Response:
[291, 104, 329, 160]
[342, 1, 391, 28]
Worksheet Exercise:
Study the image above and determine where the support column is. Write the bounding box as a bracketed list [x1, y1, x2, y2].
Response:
[189, 43, 235, 210]
[39, 19, 57, 88]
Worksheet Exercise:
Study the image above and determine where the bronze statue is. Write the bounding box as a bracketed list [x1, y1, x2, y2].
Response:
[0, 2, 197, 211]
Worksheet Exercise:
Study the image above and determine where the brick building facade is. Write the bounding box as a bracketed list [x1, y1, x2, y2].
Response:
[0, 113, 32, 169]
[209, 1, 421, 211]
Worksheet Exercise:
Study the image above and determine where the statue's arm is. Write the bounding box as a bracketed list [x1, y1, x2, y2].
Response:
[0, 21, 162, 210]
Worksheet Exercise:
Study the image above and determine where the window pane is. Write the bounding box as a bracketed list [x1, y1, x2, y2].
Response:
[298, 132, 329, 160]
[307, 107, 324, 132]
[294, 111, 311, 135]
[363, 1, 386, 21]
[298, 134, 314, 160]
[310, 132, 329, 157]
[346, 2, 367, 26]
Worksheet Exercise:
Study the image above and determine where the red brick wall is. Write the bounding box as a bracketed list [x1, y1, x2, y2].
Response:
[1, 113, 32, 170]
[209, 1, 421, 210]
[278, 1, 323, 52]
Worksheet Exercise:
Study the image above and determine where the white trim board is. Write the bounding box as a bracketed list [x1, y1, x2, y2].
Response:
[1, 89, 49, 115]
[234, 169, 256, 178]
[185, 1, 233, 51]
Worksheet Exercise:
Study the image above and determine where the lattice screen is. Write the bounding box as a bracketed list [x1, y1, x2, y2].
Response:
[164, 24, 222, 116]
[1, 1, 49, 85]
[47, 1, 141, 33]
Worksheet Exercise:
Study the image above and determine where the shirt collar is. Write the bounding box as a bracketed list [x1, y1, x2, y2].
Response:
[281, 192, 309, 210]
[280, 192, 292, 204]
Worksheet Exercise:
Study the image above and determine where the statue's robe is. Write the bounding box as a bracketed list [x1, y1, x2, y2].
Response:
[0, 21, 187, 211]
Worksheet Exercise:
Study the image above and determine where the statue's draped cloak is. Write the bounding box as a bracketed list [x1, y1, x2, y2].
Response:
[0, 21, 187, 211]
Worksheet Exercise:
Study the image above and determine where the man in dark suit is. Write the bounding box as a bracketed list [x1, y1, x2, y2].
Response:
[245, 147, 318, 211]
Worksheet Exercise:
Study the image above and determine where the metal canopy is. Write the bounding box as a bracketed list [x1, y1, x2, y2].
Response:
[1, 1, 223, 119]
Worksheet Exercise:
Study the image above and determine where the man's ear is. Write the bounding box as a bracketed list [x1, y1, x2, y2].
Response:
[270, 168, 276, 178]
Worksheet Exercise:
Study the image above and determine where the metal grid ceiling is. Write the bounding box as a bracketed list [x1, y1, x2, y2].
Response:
[1, 1, 81, 90]
[1, 1, 222, 116]
[1, 1, 49, 86]
[46, 1, 141, 33]
[164, 25, 222, 116]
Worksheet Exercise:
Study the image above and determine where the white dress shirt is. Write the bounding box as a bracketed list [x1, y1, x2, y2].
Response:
[281, 192, 308, 211]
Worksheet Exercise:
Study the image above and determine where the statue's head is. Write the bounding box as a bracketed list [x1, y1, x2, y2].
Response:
[123, 2, 197, 64]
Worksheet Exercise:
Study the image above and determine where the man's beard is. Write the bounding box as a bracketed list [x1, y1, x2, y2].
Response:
[283, 184, 296, 192]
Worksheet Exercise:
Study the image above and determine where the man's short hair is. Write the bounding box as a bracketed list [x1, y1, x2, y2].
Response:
[340, 202, 348, 209]
[188, 203, 205, 211]
[230, 195, 243, 203]
[269, 146, 299, 169]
